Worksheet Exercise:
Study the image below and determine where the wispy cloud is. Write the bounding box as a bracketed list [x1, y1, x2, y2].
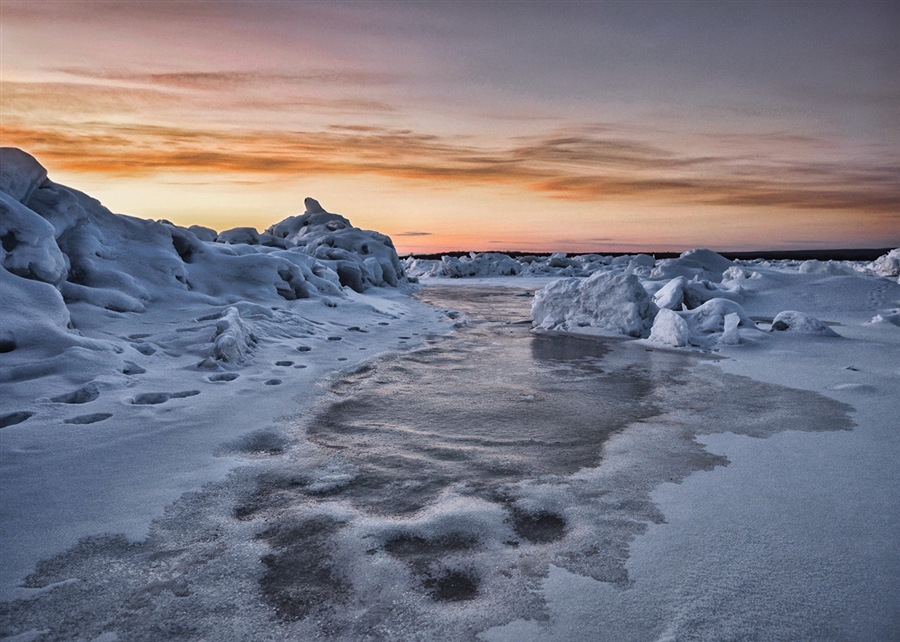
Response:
[395, 231, 433, 236]
[3, 118, 898, 217]
[55, 67, 401, 90]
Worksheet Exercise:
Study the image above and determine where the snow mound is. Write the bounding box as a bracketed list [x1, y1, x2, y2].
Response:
[722, 266, 761, 281]
[770, 311, 840, 336]
[0, 148, 402, 360]
[531, 272, 657, 337]
[1, 192, 67, 285]
[867, 248, 900, 278]
[798, 259, 857, 276]
[650, 249, 733, 283]
[649, 298, 755, 348]
[266, 198, 405, 291]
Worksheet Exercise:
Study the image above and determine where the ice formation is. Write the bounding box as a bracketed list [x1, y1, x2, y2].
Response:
[266, 197, 406, 291]
[531, 271, 657, 337]
[0, 148, 407, 361]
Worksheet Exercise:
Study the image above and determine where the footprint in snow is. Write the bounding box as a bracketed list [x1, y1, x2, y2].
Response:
[297, 345, 312, 352]
[208, 373, 239, 382]
[132, 391, 200, 405]
[327, 336, 342, 341]
[264, 379, 282, 385]
[65, 413, 113, 425]
[275, 361, 294, 367]
[52, 385, 100, 404]
[130, 342, 156, 356]
[0, 411, 33, 428]
[123, 361, 146, 375]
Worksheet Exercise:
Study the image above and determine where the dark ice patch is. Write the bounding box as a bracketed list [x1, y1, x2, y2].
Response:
[511, 510, 567, 544]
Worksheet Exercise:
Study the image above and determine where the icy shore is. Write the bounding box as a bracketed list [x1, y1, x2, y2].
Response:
[2, 148, 899, 640]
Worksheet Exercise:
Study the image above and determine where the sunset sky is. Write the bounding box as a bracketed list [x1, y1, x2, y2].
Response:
[2, 0, 898, 253]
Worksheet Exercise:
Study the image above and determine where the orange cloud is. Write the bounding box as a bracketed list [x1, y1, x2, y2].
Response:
[3, 117, 898, 219]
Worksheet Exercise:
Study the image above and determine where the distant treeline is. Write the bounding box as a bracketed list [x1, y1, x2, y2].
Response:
[405, 248, 894, 262]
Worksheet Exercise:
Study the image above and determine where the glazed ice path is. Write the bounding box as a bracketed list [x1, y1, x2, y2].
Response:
[1, 284, 875, 641]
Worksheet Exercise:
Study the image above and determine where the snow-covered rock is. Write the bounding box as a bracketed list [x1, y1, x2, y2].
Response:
[531, 272, 657, 337]
[770, 310, 840, 336]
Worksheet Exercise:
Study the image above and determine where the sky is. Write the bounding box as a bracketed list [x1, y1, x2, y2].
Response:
[1, 0, 898, 253]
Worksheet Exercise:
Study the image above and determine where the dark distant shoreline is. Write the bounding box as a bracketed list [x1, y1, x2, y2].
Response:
[406, 248, 893, 262]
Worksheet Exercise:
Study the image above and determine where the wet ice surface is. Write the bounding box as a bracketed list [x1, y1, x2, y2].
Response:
[0, 286, 854, 641]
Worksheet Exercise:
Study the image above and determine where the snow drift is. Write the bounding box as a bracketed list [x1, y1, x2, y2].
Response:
[0, 148, 407, 360]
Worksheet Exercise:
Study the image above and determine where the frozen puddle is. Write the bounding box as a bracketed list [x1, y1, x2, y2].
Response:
[0, 286, 853, 641]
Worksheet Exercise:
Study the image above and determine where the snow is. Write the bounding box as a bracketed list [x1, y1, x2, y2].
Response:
[2, 148, 899, 640]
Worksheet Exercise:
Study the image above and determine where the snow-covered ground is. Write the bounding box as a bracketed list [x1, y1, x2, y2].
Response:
[2, 148, 899, 640]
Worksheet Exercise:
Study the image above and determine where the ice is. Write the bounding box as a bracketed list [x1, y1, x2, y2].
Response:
[3, 147, 900, 639]
[531, 271, 657, 337]
[649, 248, 733, 282]
[867, 247, 900, 278]
[647, 308, 691, 347]
[266, 197, 406, 290]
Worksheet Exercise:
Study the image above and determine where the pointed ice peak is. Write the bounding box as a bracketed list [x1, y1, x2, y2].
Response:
[304, 197, 326, 214]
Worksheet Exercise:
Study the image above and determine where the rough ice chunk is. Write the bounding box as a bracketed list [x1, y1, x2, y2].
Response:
[867, 248, 900, 277]
[266, 198, 405, 289]
[211, 307, 258, 363]
[532, 272, 657, 337]
[648, 308, 691, 347]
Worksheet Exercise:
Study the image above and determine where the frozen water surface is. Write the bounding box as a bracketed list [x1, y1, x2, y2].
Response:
[0, 286, 856, 641]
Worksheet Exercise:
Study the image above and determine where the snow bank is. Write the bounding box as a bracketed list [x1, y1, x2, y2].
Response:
[0, 148, 407, 360]
[531, 272, 657, 337]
